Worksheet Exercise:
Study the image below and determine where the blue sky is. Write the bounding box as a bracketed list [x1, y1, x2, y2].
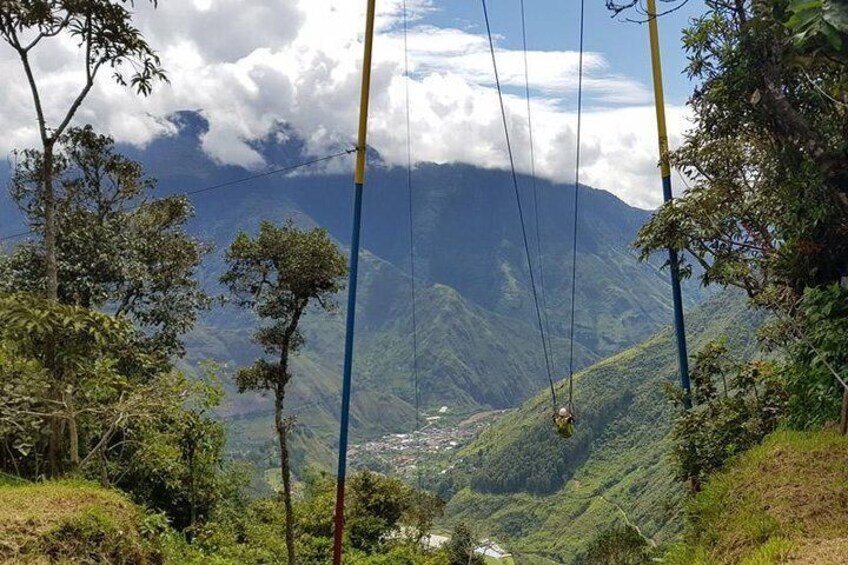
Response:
[422, 0, 703, 105]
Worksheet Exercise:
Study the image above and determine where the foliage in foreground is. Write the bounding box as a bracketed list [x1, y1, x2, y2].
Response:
[779, 284, 848, 430]
[0, 479, 167, 564]
[668, 338, 787, 486]
[669, 284, 848, 488]
[195, 469, 445, 564]
[636, 0, 848, 431]
[0, 292, 233, 532]
[2, 125, 209, 360]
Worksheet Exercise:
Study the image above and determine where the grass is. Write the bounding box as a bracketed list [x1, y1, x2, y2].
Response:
[670, 429, 848, 564]
[0, 479, 167, 564]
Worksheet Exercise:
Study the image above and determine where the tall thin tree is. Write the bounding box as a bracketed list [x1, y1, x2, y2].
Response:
[221, 220, 347, 565]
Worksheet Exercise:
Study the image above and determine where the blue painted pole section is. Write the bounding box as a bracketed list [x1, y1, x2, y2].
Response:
[663, 175, 692, 409]
[337, 181, 363, 482]
[332, 180, 364, 561]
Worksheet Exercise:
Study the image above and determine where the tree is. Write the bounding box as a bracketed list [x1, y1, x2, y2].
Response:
[637, 0, 848, 301]
[0, 1, 167, 302]
[221, 220, 347, 565]
[635, 0, 848, 429]
[583, 525, 652, 565]
[0, 292, 137, 472]
[2, 125, 210, 361]
[667, 338, 787, 486]
[0, 292, 196, 479]
[114, 369, 240, 532]
[784, 0, 848, 66]
[777, 284, 848, 431]
[445, 522, 483, 565]
[0, 293, 236, 529]
[1, 2, 175, 476]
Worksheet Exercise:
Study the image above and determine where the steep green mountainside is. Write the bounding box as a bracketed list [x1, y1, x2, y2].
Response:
[440, 290, 763, 563]
[184, 256, 596, 474]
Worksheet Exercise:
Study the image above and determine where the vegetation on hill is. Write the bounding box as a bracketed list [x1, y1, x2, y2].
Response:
[1, 0, 846, 563]
[440, 291, 762, 562]
[0, 107, 711, 485]
[442, 3, 848, 559]
[0, 472, 454, 564]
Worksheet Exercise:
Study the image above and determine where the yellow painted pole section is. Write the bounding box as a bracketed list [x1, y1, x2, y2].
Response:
[355, 0, 377, 185]
[647, 0, 671, 178]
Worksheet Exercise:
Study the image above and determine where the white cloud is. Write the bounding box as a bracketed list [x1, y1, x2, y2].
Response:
[0, 0, 687, 209]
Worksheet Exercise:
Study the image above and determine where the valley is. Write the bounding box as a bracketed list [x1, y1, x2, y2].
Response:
[0, 113, 715, 563]
[116, 112, 711, 484]
[1, 0, 846, 562]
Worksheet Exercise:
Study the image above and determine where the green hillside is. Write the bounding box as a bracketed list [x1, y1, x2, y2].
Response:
[440, 291, 764, 563]
[667, 430, 848, 564]
[0, 116, 710, 480]
[0, 117, 714, 505]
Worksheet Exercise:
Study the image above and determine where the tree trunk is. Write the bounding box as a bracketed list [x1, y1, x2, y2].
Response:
[690, 476, 701, 494]
[48, 367, 62, 477]
[189, 448, 197, 531]
[66, 390, 80, 471]
[275, 383, 296, 565]
[842, 276, 847, 436]
[99, 442, 108, 487]
[49, 415, 60, 477]
[43, 144, 58, 301]
[43, 144, 61, 476]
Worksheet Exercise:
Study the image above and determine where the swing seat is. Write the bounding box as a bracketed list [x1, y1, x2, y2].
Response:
[553, 410, 575, 439]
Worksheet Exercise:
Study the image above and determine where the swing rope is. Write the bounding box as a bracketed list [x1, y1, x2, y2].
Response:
[402, 0, 423, 493]
[519, 0, 557, 382]
[567, 0, 587, 411]
[480, 0, 557, 410]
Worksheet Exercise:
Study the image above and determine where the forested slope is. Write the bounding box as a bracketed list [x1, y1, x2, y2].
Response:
[441, 290, 763, 562]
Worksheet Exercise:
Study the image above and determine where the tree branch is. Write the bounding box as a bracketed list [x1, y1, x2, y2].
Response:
[22, 13, 72, 53]
[9, 27, 49, 145]
[53, 60, 103, 140]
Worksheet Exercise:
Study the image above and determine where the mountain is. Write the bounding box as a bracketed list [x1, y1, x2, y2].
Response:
[437, 290, 763, 563]
[0, 112, 709, 475]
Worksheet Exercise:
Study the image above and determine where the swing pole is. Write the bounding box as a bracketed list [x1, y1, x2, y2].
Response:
[646, 0, 691, 408]
[332, 1, 377, 563]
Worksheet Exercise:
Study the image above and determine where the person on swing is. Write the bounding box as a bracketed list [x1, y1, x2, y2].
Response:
[553, 406, 575, 439]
